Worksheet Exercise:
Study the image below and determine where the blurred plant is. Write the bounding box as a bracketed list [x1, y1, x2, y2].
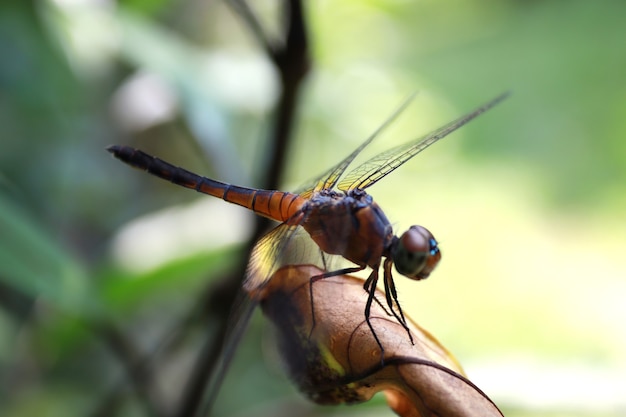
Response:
[1, 0, 310, 416]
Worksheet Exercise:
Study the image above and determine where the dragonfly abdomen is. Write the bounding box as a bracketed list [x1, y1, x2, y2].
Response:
[215, 184, 305, 223]
[107, 145, 305, 223]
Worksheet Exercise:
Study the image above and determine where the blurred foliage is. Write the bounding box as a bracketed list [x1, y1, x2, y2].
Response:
[1, 0, 625, 416]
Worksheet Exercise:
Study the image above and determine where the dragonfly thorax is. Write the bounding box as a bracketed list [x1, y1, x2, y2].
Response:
[301, 189, 392, 269]
[390, 225, 441, 280]
[316, 188, 346, 199]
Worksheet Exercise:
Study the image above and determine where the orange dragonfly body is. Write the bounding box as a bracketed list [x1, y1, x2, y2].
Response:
[108, 92, 508, 354]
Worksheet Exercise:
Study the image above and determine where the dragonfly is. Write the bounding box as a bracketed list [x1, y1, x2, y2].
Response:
[107, 92, 507, 407]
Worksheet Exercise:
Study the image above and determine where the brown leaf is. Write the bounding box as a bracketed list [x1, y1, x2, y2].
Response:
[252, 265, 503, 417]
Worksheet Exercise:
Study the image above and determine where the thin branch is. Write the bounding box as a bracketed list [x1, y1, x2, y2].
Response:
[174, 1, 311, 416]
[91, 321, 167, 417]
[226, 0, 276, 57]
[264, 0, 310, 191]
[91, 2, 310, 416]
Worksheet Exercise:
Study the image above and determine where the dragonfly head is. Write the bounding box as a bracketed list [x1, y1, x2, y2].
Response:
[391, 225, 441, 280]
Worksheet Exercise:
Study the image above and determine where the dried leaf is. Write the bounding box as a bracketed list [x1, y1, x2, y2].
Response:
[253, 265, 503, 417]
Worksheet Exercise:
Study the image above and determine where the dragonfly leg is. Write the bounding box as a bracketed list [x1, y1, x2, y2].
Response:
[308, 265, 365, 339]
[315, 251, 394, 312]
[383, 258, 414, 345]
[370, 293, 393, 317]
[362, 267, 386, 366]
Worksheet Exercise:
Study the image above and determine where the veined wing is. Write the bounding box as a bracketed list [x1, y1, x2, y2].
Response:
[200, 223, 349, 413]
[245, 223, 301, 295]
[201, 222, 325, 412]
[200, 285, 258, 414]
[298, 93, 416, 199]
[337, 92, 510, 192]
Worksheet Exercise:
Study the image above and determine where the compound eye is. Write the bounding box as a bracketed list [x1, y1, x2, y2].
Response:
[392, 225, 441, 280]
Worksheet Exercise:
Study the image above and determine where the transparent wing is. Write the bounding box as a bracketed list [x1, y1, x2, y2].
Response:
[245, 223, 301, 294]
[200, 222, 349, 412]
[297, 93, 416, 199]
[338, 92, 510, 191]
[200, 286, 258, 414]
[201, 220, 325, 412]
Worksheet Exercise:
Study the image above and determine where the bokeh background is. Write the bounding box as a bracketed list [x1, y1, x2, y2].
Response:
[1, 0, 625, 416]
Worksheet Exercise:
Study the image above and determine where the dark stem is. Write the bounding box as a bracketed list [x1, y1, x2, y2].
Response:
[91, 321, 167, 417]
[174, 1, 311, 416]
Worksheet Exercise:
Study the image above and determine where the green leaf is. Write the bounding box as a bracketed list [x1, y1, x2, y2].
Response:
[0, 194, 92, 313]
[99, 245, 242, 311]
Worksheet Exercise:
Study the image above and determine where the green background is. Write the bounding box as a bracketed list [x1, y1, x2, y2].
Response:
[1, 0, 624, 416]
